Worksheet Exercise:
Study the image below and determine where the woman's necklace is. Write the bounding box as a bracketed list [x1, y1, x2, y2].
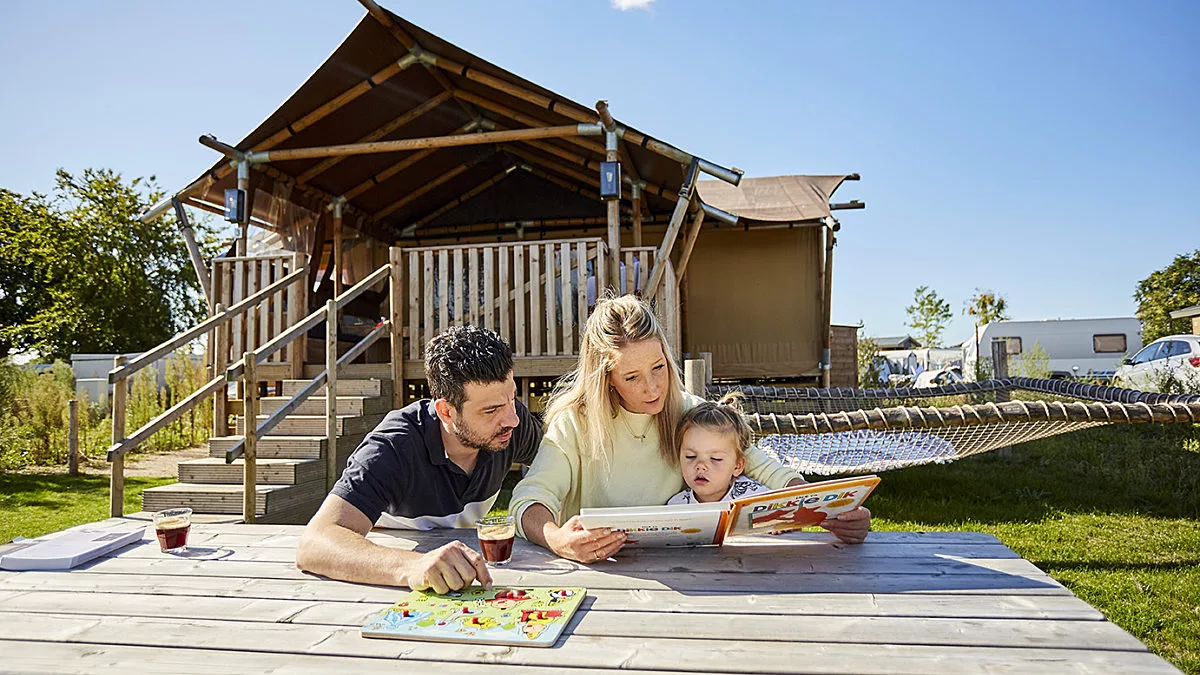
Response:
[622, 413, 653, 441]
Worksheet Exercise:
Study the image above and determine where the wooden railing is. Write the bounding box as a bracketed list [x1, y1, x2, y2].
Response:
[210, 252, 307, 375]
[404, 239, 664, 360]
[106, 258, 309, 518]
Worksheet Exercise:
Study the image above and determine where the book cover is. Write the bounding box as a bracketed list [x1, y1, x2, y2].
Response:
[723, 475, 881, 541]
[578, 501, 729, 547]
[0, 527, 146, 571]
[361, 586, 586, 648]
[576, 475, 880, 547]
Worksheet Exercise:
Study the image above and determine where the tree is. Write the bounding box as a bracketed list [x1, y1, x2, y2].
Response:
[0, 169, 217, 360]
[904, 286, 952, 348]
[963, 288, 1010, 373]
[1134, 250, 1200, 343]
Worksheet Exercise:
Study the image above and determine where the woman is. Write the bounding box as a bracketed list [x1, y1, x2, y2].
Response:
[511, 295, 870, 563]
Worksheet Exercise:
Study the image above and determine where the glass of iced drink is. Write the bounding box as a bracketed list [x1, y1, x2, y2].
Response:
[153, 508, 192, 553]
[476, 515, 515, 567]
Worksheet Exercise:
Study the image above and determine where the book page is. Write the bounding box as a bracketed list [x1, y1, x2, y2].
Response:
[578, 502, 728, 547]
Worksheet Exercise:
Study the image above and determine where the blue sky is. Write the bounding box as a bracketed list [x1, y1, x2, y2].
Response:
[2, 1, 1197, 344]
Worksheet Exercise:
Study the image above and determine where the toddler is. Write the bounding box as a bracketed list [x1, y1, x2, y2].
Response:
[666, 394, 771, 505]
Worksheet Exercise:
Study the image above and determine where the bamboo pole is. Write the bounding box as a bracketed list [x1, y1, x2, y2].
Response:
[332, 199, 345, 304]
[821, 223, 835, 388]
[675, 208, 705, 287]
[109, 356, 126, 518]
[597, 103, 622, 293]
[521, 138, 675, 203]
[389, 246, 405, 410]
[172, 198, 212, 310]
[632, 183, 643, 247]
[213, 303, 228, 436]
[68, 399, 78, 477]
[595, 99, 646, 212]
[453, 90, 604, 156]
[242, 352, 258, 524]
[646, 160, 700, 301]
[247, 125, 602, 164]
[325, 299, 338, 492]
[298, 91, 452, 185]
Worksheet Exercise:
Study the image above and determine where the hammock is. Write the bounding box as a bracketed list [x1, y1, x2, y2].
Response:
[708, 378, 1200, 476]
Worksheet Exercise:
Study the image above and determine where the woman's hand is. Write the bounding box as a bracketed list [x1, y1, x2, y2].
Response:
[545, 516, 627, 564]
[820, 506, 871, 544]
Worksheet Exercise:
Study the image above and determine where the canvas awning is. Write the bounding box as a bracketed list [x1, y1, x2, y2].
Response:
[695, 175, 856, 226]
[153, 4, 745, 244]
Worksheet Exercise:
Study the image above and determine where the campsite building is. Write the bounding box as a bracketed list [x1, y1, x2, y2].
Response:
[118, 1, 865, 520]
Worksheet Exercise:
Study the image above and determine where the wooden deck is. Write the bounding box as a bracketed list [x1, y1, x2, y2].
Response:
[0, 519, 1180, 674]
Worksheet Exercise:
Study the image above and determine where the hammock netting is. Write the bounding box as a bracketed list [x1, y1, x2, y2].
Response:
[707, 378, 1200, 476]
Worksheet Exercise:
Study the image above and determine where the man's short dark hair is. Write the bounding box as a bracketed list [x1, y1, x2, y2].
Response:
[424, 326, 513, 410]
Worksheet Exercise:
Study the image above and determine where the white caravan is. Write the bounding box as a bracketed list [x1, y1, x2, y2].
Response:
[962, 317, 1142, 381]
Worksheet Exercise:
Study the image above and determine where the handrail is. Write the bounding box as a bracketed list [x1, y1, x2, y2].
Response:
[224, 318, 391, 463]
[224, 264, 390, 382]
[109, 267, 306, 384]
[405, 236, 605, 253]
[105, 374, 227, 461]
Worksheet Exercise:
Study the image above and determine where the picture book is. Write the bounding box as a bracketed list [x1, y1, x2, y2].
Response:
[0, 527, 145, 571]
[361, 586, 586, 648]
[578, 474, 880, 547]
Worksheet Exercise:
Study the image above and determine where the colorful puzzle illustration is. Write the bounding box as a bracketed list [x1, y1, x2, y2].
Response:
[361, 586, 586, 647]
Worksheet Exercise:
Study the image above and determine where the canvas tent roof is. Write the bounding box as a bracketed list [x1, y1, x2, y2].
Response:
[164, 5, 756, 243]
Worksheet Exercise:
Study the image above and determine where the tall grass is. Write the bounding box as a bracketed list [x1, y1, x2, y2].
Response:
[0, 351, 211, 471]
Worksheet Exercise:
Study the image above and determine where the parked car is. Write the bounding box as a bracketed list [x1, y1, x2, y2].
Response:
[1113, 335, 1200, 392]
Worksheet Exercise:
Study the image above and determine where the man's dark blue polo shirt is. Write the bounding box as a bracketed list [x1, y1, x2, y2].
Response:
[330, 399, 540, 529]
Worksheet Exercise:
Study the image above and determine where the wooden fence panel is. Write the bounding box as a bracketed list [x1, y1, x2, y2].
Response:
[529, 245, 541, 356]
[514, 246, 526, 356]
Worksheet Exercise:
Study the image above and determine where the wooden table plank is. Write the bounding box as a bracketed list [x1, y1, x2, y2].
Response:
[0, 572, 1099, 619]
[0, 613, 1177, 674]
[0, 592, 1135, 651]
[0, 639, 702, 675]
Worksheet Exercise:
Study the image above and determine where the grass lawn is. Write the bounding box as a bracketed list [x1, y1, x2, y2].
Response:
[869, 423, 1200, 674]
[0, 473, 175, 544]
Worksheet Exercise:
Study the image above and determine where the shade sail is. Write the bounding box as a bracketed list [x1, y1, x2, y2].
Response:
[695, 175, 853, 226]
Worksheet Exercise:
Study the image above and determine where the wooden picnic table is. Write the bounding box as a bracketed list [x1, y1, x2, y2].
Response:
[0, 518, 1181, 674]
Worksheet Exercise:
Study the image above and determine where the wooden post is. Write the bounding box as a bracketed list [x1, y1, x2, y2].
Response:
[67, 399, 79, 477]
[288, 253, 307, 379]
[212, 303, 228, 437]
[242, 352, 258, 524]
[821, 224, 836, 388]
[684, 359, 706, 397]
[332, 199, 344, 303]
[389, 246, 405, 410]
[646, 160, 700, 301]
[236, 161, 250, 256]
[109, 356, 126, 518]
[326, 299, 339, 491]
[675, 208, 705, 286]
[631, 183, 643, 247]
[991, 338, 1011, 458]
[172, 198, 212, 311]
[700, 352, 713, 385]
[606, 134, 622, 294]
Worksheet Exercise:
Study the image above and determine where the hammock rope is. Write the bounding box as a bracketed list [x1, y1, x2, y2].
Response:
[705, 379, 1200, 476]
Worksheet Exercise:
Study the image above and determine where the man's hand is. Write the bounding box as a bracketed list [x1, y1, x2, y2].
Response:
[544, 515, 626, 564]
[398, 541, 493, 594]
[820, 506, 871, 544]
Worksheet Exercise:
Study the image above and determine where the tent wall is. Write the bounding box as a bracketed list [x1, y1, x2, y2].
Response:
[684, 227, 824, 379]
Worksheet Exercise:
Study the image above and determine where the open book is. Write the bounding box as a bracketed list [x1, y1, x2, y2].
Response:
[578, 475, 880, 547]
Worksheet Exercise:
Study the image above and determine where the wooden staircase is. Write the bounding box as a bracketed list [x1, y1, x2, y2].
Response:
[141, 375, 392, 524]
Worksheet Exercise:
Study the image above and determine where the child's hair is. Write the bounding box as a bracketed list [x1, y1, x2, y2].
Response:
[675, 392, 752, 462]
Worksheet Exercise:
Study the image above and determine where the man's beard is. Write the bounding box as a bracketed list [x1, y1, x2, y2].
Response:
[451, 420, 513, 453]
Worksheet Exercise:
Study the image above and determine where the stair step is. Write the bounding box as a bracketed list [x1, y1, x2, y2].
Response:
[141, 482, 326, 517]
[235, 413, 385, 437]
[258, 395, 389, 417]
[208, 433, 366, 460]
[281, 378, 391, 398]
[303, 363, 392, 380]
[178, 458, 325, 486]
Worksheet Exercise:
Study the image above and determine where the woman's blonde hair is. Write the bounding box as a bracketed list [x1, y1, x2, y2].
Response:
[543, 294, 684, 468]
[676, 392, 752, 461]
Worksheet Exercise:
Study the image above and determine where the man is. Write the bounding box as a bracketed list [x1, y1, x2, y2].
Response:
[296, 326, 541, 593]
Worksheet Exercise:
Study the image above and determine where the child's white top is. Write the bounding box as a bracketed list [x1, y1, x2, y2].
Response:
[666, 475, 770, 506]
